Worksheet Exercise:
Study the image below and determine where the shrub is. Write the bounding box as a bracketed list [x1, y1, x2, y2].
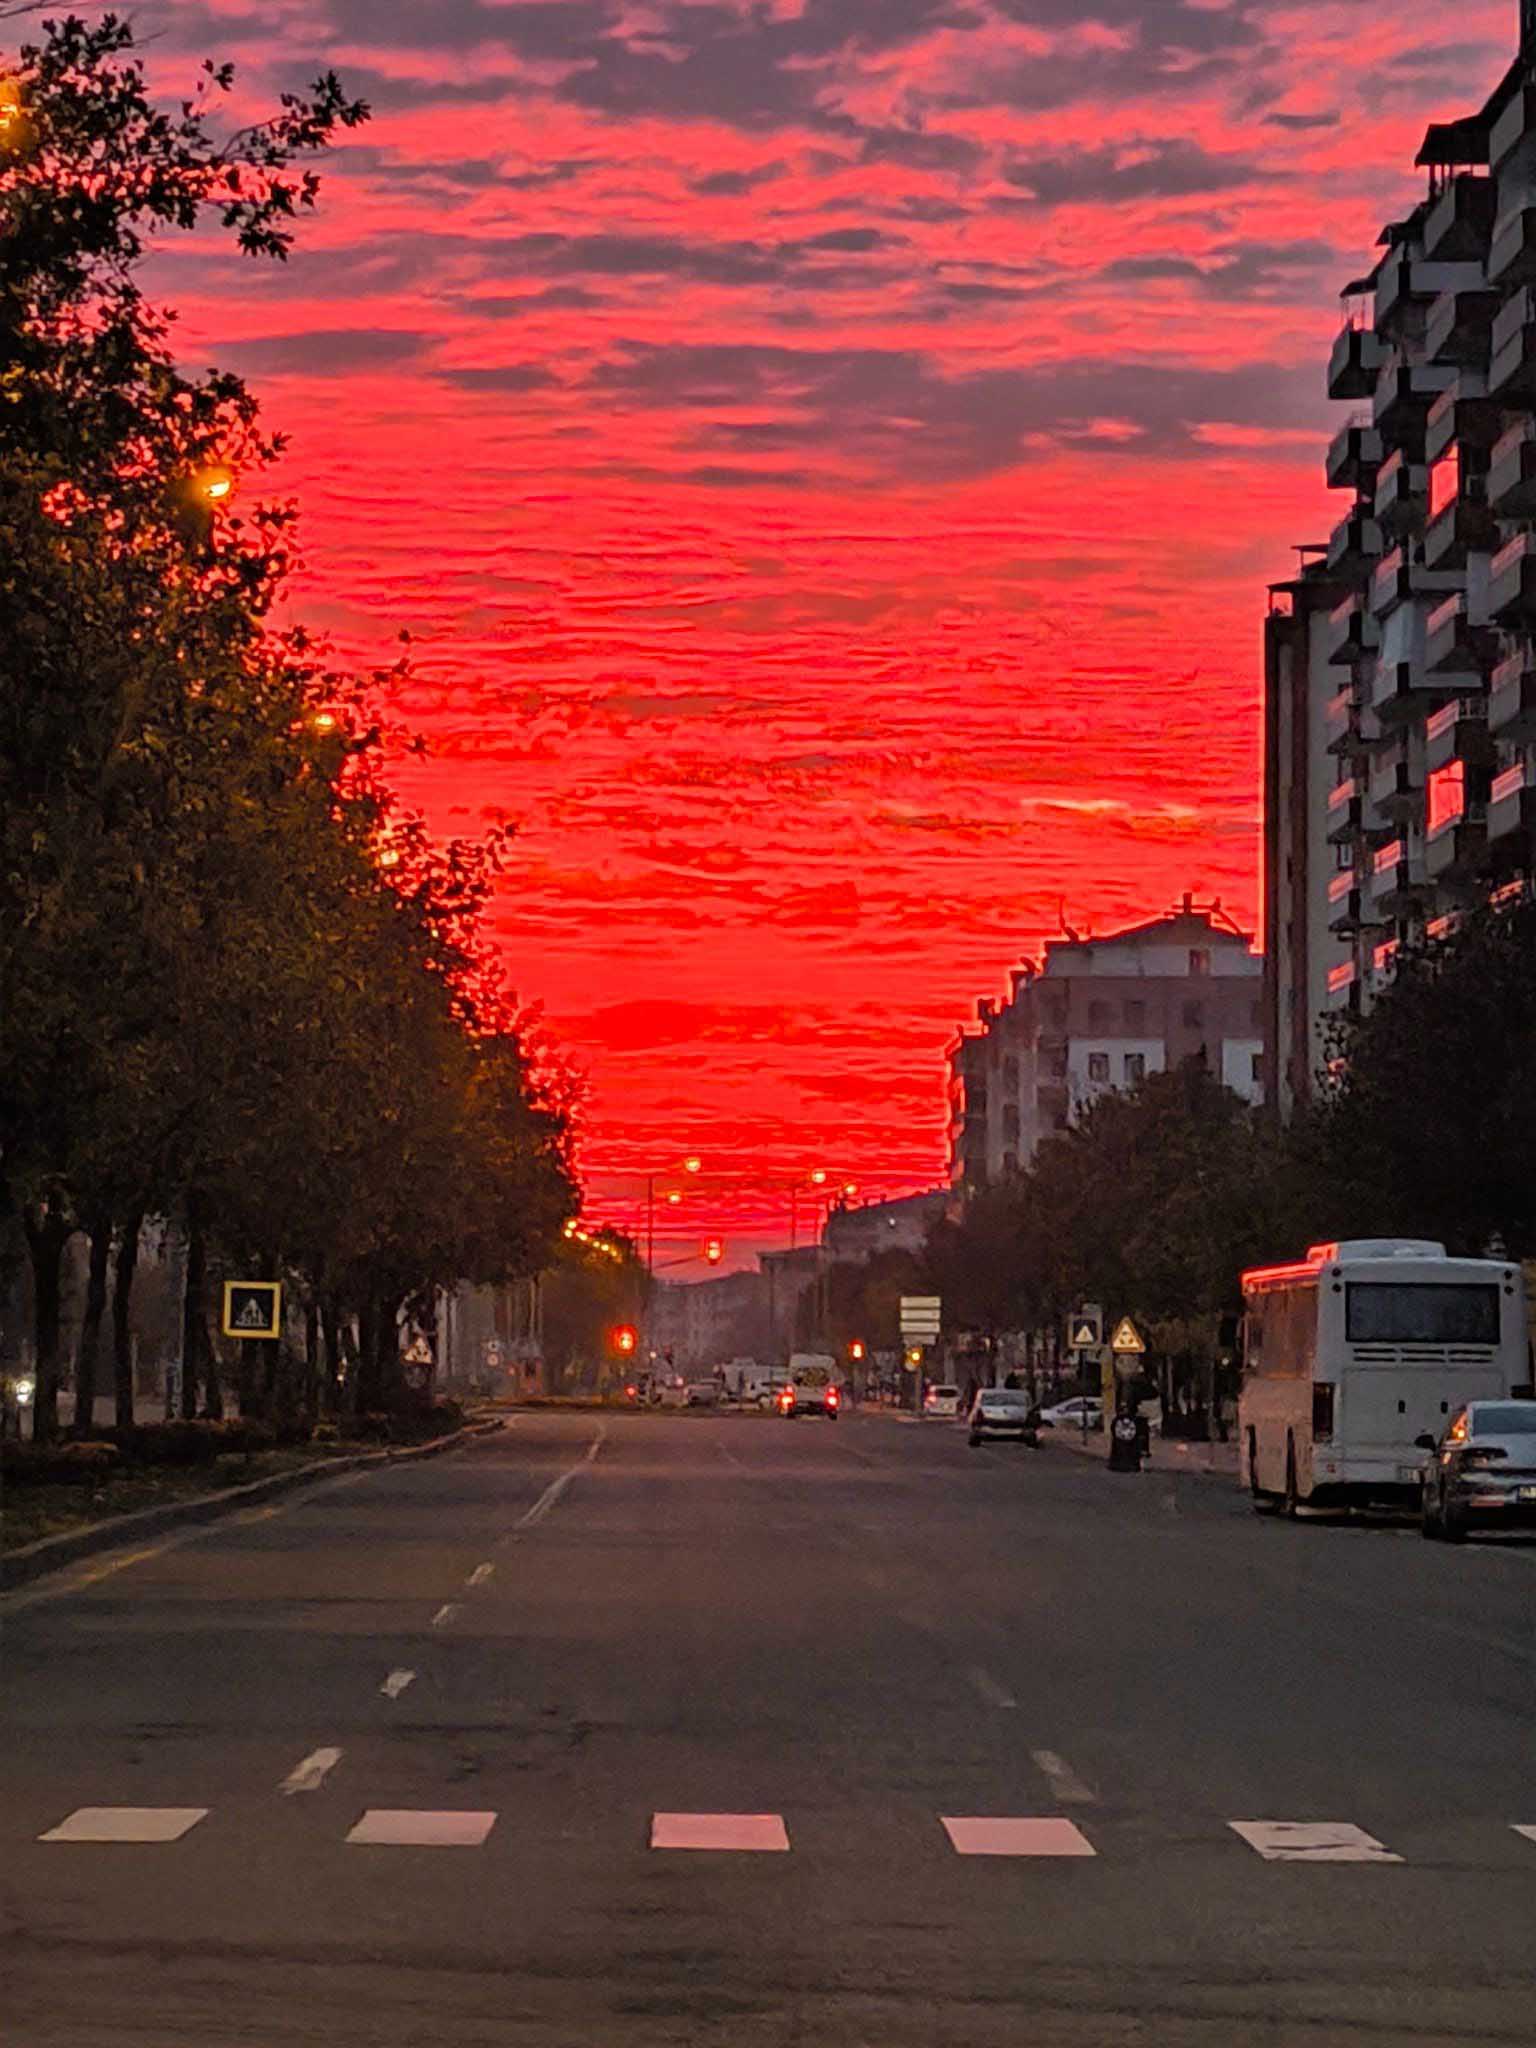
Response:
[3, 1441, 121, 1487]
[353, 1411, 394, 1442]
[110, 1421, 223, 1467]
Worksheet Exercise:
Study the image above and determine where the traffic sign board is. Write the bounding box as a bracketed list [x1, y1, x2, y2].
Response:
[1069, 1319, 1099, 1350]
[900, 1293, 941, 1338]
[1110, 1316, 1146, 1355]
[221, 1281, 282, 1341]
[404, 1336, 433, 1365]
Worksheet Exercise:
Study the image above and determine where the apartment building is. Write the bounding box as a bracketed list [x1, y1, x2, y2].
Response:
[948, 899, 1263, 1195]
[1265, 10, 1536, 1116]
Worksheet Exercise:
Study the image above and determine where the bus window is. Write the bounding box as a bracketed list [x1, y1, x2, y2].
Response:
[1344, 1283, 1500, 1346]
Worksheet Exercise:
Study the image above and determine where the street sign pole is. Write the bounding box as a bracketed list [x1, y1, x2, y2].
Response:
[899, 1298, 941, 1417]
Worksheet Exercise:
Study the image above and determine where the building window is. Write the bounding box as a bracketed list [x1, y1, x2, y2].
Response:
[1088, 999, 1111, 1029]
[1087, 1052, 1110, 1083]
[1189, 948, 1211, 976]
[1124, 1052, 1146, 1084]
[1251, 1052, 1263, 1086]
[1183, 1000, 1204, 1029]
[1001, 1149, 1017, 1175]
[1427, 759, 1465, 834]
[1002, 1055, 1019, 1091]
[1002, 1105, 1020, 1141]
[1124, 999, 1146, 1032]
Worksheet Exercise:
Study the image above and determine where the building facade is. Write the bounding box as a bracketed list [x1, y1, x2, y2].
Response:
[948, 898, 1263, 1195]
[1265, 16, 1536, 1114]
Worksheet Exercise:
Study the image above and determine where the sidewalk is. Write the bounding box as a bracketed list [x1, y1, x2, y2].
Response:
[1044, 1425, 1240, 1481]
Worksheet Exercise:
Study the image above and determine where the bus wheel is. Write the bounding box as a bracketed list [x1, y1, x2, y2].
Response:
[1248, 1430, 1279, 1514]
[1283, 1440, 1300, 1519]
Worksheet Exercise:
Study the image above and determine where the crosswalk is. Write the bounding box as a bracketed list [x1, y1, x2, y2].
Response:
[28, 1804, 1536, 1862]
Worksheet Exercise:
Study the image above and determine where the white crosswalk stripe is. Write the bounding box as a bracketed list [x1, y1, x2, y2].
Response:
[346, 1809, 496, 1847]
[1230, 1821, 1402, 1863]
[1514, 1824, 1536, 1845]
[943, 1816, 1095, 1857]
[651, 1812, 789, 1851]
[39, 1807, 207, 1843]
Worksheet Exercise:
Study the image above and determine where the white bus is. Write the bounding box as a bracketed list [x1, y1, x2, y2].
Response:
[1239, 1239, 1531, 1514]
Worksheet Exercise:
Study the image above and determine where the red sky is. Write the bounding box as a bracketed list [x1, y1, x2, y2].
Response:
[123, 0, 1511, 1258]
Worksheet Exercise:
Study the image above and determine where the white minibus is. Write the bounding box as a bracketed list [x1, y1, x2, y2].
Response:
[1239, 1239, 1530, 1513]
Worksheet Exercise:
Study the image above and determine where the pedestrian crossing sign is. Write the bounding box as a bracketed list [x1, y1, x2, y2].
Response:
[1070, 1321, 1098, 1350]
[221, 1280, 282, 1341]
[1110, 1316, 1146, 1355]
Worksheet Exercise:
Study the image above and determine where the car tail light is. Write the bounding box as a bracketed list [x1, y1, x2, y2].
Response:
[826, 1389, 839, 1410]
[1311, 1382, 1334, 1442]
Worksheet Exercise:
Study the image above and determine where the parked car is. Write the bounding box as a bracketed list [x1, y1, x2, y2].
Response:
[923, 1383, 962, 1419]
[684, 1379, 719, 1407]
[968, 1388, 1037, 1445]
[1038, 1396, 1103, 1432]
[1419, 1400, 1536, 1542]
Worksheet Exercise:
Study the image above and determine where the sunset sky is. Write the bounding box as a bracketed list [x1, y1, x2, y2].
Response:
[123, 0, 1512, 1257]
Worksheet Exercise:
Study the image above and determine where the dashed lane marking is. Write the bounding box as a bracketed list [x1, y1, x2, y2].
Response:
[280, 1747, 342, 1796]
[1031, 1749, 1097, 1804]
[966, 1666, 1017, 1710]
[430, 1603, 460, 1628]
[40, 1807, 207, 1844]
[651, 1812, 790, 1852]
[465, 1562, 494, 1588]
[943, 1816, 1096, 1858]
[346, 1809, 495, 1848]
[1230, 1821, 1403, 1863]
[502, 1426, 607, 1541]
[380, 1668, 416, 1700]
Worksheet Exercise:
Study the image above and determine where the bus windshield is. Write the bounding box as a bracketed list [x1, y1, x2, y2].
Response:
[1345, 1283, 1500, 1346]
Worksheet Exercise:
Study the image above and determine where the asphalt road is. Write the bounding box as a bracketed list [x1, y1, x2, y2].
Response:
[3, 1409, 1533, 2048]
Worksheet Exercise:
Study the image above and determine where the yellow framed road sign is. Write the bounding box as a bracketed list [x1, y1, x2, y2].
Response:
[221, 1280, 283, 1340]
[1110, 1316, 1146, 1355]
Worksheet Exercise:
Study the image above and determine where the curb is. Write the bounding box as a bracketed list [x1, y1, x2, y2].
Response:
[1042, 1429, 1238, 1482]
[2, 1418, 504, 1590]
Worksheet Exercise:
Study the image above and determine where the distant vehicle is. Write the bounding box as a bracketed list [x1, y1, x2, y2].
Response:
[1419, 1400, 1536, 1541]
[968, 1388, 1036, 1445]
[1039, 1396, 1102, 1431]
[750, 1366, 791, 1409]
[923, 1383, 962, 1419]
[779, 1354, 841, 1418]
[684, 1379, 719, 1407]
[1241, 1240, 1530, 1514]
[654, 1376, 688, 1409]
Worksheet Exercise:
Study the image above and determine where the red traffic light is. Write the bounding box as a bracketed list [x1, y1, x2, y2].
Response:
[703, 1237, 724, 1264]
[848, 1340, 866, 1361]
[611, 1323, 638, 1355]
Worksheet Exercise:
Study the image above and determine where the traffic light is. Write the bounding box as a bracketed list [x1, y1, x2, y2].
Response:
[905, 1346, 923, 1369]
[848, 1340, 866, 1362]
[610, 1323, 638, 1355]
[703, 1237, 724, 1265]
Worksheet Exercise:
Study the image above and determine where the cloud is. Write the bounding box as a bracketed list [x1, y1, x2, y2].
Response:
[214, 329, 432, 376]
[1002, 140, 1266, 207]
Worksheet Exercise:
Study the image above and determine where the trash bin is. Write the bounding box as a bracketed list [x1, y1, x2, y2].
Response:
[1107, 1412, 1142, 1472]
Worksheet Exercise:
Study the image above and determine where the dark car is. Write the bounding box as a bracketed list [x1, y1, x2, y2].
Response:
[1419, 1400, 1536, 1542]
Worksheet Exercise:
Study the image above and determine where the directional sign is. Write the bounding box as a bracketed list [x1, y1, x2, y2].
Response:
[221, 1280, 282, 1341]
[1110, 1316, 1146, 1356]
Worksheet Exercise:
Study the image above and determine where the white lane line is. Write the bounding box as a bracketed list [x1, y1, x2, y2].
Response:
[346, 1809, 496, 1847]
[1031, 1748, 1097, 1805]
[943, 1816, 1095, 1858]
[40, 1806, 207, 1844]
[430, 1602, 460, 1628]
[279, 1746, 343, 1796]
[465, 1562, 495, 1588]
[716, 1439, 743, 1469]
[507, 1426, 607, 1536]
[1230, 1821, 1403, 1863]
[380, 1668, 416, 1700]
[651, 1812, 789, 1852]
[967, 1666, 1017, 1710]
[1514, 1824, 1536, 1845]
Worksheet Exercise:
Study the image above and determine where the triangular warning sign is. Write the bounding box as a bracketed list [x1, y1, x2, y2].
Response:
[235, 1296, 267, 1329]
[1071, 1322, 1098, 1348]
[1110, 1316, 1145, 1354]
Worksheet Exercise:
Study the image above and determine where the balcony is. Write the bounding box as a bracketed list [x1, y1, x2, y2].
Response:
[1370, 658, 1454, 725]
[1423, 286, 1500, 369]
[1325, 958, 1360, 1011]
[1424, 697, 1493, 773]
[1488, 418, 1536, 516]
[1365, 742, 1421, 828]
[1326, 511, 1383, 582]
[1369, 546, 1461, 620]
[1488, 286, 1536, 399]
[1325, 776, 1362, 844]
[1423, 488, 1498, 570]
[1489, 646, 1536, 740]
[1487, 531, 1536, 624]
[1487, 760, 1536, 843]
[1327, 593, 1380, 666]
[1324, 685, 1377, 756]
[1375, 246, 1485, 336]
[1489, 85, 1536, 175]
[1425, 806, 1488, 883]
[1328, 321, 1388, 401]
[1423, 593, 1498, 683]
[1372, 359, 1456, 455]
[1326, 870, 1374, 935]
[1424, 373, 1499, 463]
[1422, 173, 1497, 261]
[1488, 205, 1536, 290]
[1372, 448, 1427, 535]
[1367, 838, 1426, 914]
[1325, 415, 1382, 492]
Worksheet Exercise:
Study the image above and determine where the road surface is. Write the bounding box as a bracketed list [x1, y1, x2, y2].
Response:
[3, 1409, 1533, 2046]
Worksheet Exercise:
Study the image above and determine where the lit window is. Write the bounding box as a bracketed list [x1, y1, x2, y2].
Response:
[1429, 445, 1459, 522]
[1427, 759, 1465, 834]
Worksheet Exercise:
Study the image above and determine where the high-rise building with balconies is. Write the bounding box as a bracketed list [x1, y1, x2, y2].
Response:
[1265, 13, 1536, 1119]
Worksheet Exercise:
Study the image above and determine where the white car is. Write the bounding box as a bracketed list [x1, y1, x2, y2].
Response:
[924, 1383, 963, 1419]
[1039, 1396, 1103, 1432]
